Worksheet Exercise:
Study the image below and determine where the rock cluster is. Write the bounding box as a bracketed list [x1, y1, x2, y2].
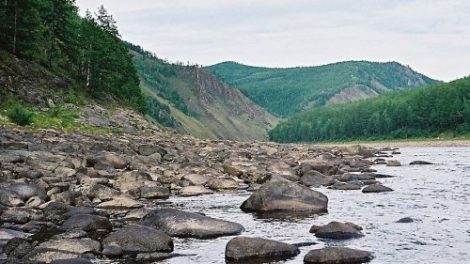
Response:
[0, 122, 396, 263]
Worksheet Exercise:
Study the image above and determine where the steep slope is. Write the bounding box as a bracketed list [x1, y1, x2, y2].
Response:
[129, 45, 278, 141]
[206, 61, 438, 117]
[269, 76, 470, 142]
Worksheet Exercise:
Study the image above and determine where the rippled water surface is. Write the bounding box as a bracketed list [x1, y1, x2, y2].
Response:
[127, 147, 470, 263]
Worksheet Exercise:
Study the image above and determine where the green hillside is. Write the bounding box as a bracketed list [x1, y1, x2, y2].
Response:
[128, 44, 278, 140]
[269, 76, 470, 142]
[207, 61, 438, 117]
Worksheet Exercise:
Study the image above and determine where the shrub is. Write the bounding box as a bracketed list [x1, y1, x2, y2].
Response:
[6, 105, 35, 126]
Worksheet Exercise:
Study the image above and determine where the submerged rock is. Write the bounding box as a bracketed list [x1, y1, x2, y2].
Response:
[410, 160, 433, 165]
[310, 221, 363, 239]
[362, 184, 393, 193]
[304, 247, 373, 263]
[396, 217, 414, 223]
[240, 178, 328, 213]
[225, 236, 299, 262]
[141, 208, 244, 238]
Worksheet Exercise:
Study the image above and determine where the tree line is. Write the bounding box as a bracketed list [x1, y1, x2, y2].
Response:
[269, 77, 470, 142]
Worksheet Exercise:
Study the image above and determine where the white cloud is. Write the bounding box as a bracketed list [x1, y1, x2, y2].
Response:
[76, 0, 470, 81]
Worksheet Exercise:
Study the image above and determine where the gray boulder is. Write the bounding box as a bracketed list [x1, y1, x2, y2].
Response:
[362, 184, 393, 193]
[103, 225, 173, 253]
[310, 221, 363, 239]
[240, 179, 328, 213]
[225, 236, 299, 262]
[141, 208, 244, 238]
[61, 214, 112, 232]
[304, 247, 373, 263]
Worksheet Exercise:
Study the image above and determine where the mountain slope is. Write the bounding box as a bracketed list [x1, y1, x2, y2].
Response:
[206, 61, 438, 117]
[129, 45, 278, 140]
[269, 76, 470, 142]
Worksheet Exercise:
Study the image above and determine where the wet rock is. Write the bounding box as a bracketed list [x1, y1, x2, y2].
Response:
[362, 184, 393, 193]
[410, 160, 433, 165]
[328, 182, 362, 191]
[27, 239, 100, 263]
[206, 177, 238, 190]
[300, 171, 334, 187]
[96, 196, 142, 209]
[135, 186, 170, 199]
[386, 160, 401, 167]
[240, 178, 328, 213]
[396, 217, 414, 223]
[141, 208, 244, 238]
[304, 247, 373, 263]
[178, 186, 214, 197]
[225, 236, 299, 262]
[103, 225, 173, 253]
[61, 214, 112, 232]
[310, 221, 363, 239]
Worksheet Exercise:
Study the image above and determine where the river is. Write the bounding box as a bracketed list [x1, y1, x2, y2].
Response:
[153, 147, 470, 264]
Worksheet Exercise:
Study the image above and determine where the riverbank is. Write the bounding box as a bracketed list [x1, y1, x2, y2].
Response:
[314, 137, 470, 148]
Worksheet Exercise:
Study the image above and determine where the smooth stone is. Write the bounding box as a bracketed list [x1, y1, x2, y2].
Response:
[102, 245, 123, 257]
[311, 221, 363, 239]
[362, 184, 393, 193]
[103, 225, 173, 253]
[182, 174, 211, 186]
[114, 170, 152, 192]
[396, 217, 414, 223]
[37, 239, 100, 254]
[304, 247, 373, 263]
[206, 177, 238, 190]
[88, 184, 120, 201]
[0, 189, 25, 207]
[96, 196, 142, 209]
[225, 236, 299, 262]
[386, 160, 401, 166]
[61, 214, 112, 232]
[300, 171, 334, 187]
[137, 186, 170, 199]
[240, 178, 328, 213]
[178, 186, 214, 197]
[328, 182, 361, 191]
[7, 183, 47, 200]
[141, 208, 244, 238]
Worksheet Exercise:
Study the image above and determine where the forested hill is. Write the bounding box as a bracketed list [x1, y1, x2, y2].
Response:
[269, 77, 470, 143]
[207, 61, 438, 117]
[128, 44, 278, 140]
[0, 1, 147, 112]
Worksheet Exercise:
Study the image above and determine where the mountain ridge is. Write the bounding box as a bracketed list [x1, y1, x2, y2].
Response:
[207, 60, 438, 117]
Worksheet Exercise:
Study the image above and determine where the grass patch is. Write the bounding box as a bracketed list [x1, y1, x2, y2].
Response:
[6, 104, 35, 126]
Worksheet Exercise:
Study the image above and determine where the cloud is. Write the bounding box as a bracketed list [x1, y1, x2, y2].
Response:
[76, 0, 470, 81]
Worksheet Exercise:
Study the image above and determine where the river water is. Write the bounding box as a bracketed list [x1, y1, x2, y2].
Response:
[102, 147, 470, 264]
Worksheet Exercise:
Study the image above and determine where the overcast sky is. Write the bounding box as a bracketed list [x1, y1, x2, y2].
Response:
[76, 0, 470, 81]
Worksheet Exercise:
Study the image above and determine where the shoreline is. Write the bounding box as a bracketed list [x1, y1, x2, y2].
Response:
[313, 139, 470, 148]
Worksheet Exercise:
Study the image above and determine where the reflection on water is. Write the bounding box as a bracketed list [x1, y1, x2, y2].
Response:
[103, 147, 470, 264]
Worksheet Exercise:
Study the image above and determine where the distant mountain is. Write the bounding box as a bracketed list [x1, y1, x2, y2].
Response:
[206, 61, 438, 117]
[129, 44, 277, 140]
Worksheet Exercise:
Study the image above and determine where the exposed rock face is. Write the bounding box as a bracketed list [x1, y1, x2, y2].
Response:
[103, 225, 173, 253]
[304, 247, 373, 263]
[310, 221, 363, 239]
[225, 237, 299, 262]
[240, 179, 328, 213]
[141, 208, 244, 238]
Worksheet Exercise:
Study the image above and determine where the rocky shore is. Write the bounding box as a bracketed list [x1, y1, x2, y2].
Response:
[0, 110, 405, 263]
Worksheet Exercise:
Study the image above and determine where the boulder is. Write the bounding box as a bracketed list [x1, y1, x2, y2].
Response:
[138, 186, 170, 199]
[310, 221, 363, 239]
[328, 182, 362, 191]
[225, 237, 299, 262]
[141, 208, 244, 238]
[88, 184, 120, 200]
[101, 153, 127, 169]
[206, 177, 238, 190]
[27, 239, 100, 263]
[103, 225, 173, 253]
[7, 183, 47, 200]
[96, 196, 142, 209]
[300, 171, 334, 187]
[240, 179, 328, 213]
[362, 184, 393, 193]
[304, 247, 373, 263]
[114, 170, 152, 192]
[51, 258, 94, 264]
[61, 214, 112, 232]
[178, 186, 214, 197]
[300, 159, 337, 175]
[396, 217, 414, 223]
[223, 164, 243, 177]
[181, 173, 210, 186]
[138, 144, 165, 156]
[0, 189, 25, 207]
